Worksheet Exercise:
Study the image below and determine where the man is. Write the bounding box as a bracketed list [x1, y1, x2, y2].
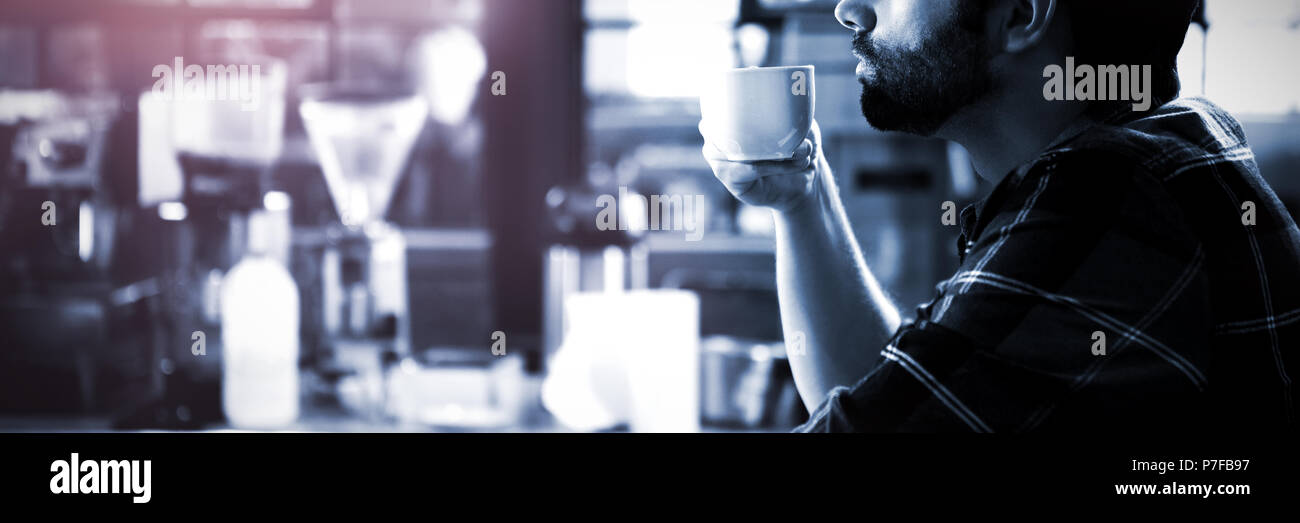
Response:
[702, 0, 1300, 432]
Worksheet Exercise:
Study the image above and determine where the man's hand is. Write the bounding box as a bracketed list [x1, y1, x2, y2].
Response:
[701, 118, 899, 410]
[701, 120, 823, 213]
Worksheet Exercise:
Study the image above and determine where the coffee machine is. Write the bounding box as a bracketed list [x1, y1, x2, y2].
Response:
[0, 93, 123, 414]
[298, 84, 426, 411]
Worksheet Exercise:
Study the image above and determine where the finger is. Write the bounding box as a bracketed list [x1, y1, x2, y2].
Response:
[714, 158, 812, 187]
[704, 138, 812, 175]
[792, 139, 812, 161]
[703, 135, 812, 163]
[741, 157, 811, 177]
[701, 141, 729, 162]
[749, 144, 813, 171]
[698, 120, 728, 160]
[711, 161, 764, 187]
[716, 157, 809, 183]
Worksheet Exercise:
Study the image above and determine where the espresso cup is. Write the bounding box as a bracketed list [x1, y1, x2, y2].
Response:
[699, 65, 815, 162]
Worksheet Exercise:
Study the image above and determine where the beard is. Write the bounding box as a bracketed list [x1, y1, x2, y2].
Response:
[854, 7, 994, 136]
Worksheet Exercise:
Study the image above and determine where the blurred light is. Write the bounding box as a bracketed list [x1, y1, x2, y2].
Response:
[168, 57, 288, 164]
[542, 291, 700, 432]
[413, 26, 487, 125]
[628, 0, 738, 23]
[619, 187, 648, 233]
[627, 25, 734, 98]
[0, 90, 64, 125]
[137, 91, 184, 206]
[203, 269, 223, 324]
[736, 203, 774, 236]
[602, 245, 625, 293]
[78, 201, 93, 262]
[586, 0, 739, 98]
[400, 358, 421, 375]
[545, 186, 566, 208]
[736, 23, 771, 68]
[159, 201, 188, 221]
[263, 190, 291, 212]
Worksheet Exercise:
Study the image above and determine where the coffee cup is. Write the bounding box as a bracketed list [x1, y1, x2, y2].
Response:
[699, 65, 815, 162]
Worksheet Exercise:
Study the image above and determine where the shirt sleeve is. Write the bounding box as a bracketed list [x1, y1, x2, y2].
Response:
[796, 150, 1213, 433]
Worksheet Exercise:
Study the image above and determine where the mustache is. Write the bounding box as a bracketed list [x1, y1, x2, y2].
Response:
[851, 32, 877, 60]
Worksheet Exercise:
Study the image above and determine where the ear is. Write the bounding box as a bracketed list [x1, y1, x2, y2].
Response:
[999, 0, 1058, 53]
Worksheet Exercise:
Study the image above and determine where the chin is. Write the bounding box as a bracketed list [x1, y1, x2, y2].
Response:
[860, 96, 918, 136]
[858, 86, 950, 137]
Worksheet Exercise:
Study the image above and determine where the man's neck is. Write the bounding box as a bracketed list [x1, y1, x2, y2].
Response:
[938, 97, 1094, 184]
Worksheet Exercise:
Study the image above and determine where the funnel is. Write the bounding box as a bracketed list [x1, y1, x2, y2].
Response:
[299, 86, 427, 227]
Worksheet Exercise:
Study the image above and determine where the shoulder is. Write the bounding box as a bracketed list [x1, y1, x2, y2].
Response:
[1040, 98, 1252, 183]
[977, 142, 1201, 265]
[1001, 146, 1167, 227]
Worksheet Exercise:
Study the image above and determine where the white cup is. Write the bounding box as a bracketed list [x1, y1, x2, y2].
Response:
[699, 65, 815, 162]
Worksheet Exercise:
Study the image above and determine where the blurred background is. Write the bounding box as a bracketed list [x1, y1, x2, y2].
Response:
[0, 0, 1297, 432]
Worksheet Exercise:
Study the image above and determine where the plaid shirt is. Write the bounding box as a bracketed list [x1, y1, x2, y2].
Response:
[798, 98, 1300, 432]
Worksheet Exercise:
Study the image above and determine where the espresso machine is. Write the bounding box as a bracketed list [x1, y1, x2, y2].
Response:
[298, 85, 426, 413]
[0, 93, 123, 414]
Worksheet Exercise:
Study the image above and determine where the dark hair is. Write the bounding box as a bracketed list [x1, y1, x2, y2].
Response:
[1060, 0, 1201, 116]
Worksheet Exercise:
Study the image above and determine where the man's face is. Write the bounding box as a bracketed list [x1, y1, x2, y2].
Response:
[837, 0, 995, 136]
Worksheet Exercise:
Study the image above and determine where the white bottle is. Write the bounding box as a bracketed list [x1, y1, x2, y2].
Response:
[221, 209, 300, 429]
